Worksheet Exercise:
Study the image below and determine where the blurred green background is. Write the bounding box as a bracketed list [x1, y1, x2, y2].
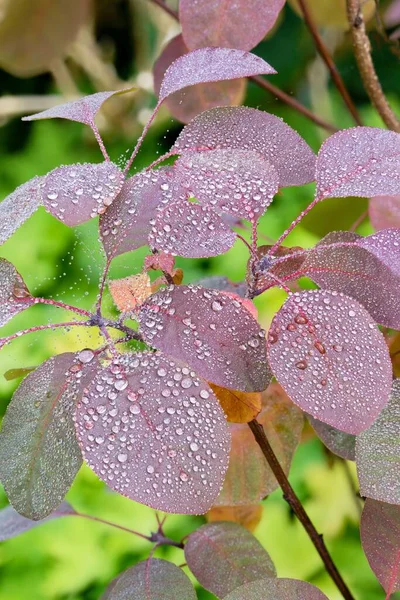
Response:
[0, 1, 399, 598]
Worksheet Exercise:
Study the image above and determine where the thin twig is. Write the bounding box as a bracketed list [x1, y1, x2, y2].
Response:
[346, 0, 400, 132]
[148, 0, 338, 133]
[248, 419, 355, 600]
[250, 76, 338, 133]
[297, 0, 362, 125]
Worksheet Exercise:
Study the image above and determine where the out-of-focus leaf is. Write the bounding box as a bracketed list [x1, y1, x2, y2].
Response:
[109, 273, 152, 312]
[0, 352, 99, 519]
[75, 352, 230, 514]
[4, 366, 36, 381]
[209, 383, 262, 423]
[360, 499, 400, 595]
[23, 89, 135, 128]
[158, 47, 276, 103]
[173, 106, 316, 187]
[184, 521, 276, 598]
[206, 504, 263, 532]
[0, 177, 43, 246]
[267, 290, 392, 434]
[180, 0, 285, 50]
[174, 149, 279, 222]
[303, 229, 400, 329]
[0, 0, 91, 76]
[222, 578, 329, 599]
[308, 415, 356, 460]
[153, 35, 246, 124]
[100, 168, 185, 259]
[356, 379, 400, 504]
[102, 558, 197, 600]
[316, 127, 400, 200]
[0, 258, 34, 328]
[215, 383, 303, 505]
[139, 285, 269, 392]
[0, 502, 77, 541]
[288, 0, 374, 29]
[369, 195, 400, 230]
[149, 199, 236, 258]
[42, 162, 125, 226]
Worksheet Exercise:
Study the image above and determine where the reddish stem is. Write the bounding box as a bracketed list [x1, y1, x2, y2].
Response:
[34, 297, 92, 317]
[91, 122, 110, 161]
[0, 321, 91, 349]
[268, 196, 320, 255]
[124, 102, 162, 175]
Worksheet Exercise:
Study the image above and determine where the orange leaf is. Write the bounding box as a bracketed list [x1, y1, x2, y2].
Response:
[206, 504, 263, 532]
[109, 273, 152, 312]
[210, 383, 262, 423]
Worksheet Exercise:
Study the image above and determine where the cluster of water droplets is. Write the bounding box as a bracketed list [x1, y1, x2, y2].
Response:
[172, 106, 316, 187]
[174, 148, 279, 222]
[267, 289, 392, 434]
[0, 258, 33, 328]
[139, 285, 268, 392]
[43, 162, 125, 226]
[74, 351, 230, 513]
[148, 199, 236, 258]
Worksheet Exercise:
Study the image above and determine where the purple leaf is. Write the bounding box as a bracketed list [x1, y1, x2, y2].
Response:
[148, 199, 236, 258]
[100, 168, 185, 259]
[0, 258, 34, 328]
[0, 351, 99, 519]
[139, 285, 269, 392]
[174, 149, 279, 221]
[184, 522, 276, 598]
[172, 106, 316, 187]
[222, 578, 329, 600]
[369, 195, 400, 230]
[75, 352, 230, 514]
[267, 290, 392, 434]
[0, 176, 43, 245]
[102, 558, 197, 600]
[302, 229, 400, 329]
[316, 127, 400, 200]
[180, 0, 285, 51]
[360, 499, 400, 595]
[215, 382, 303, 506]
[0, 502, 77, 542]
[356, 379, 400, 504]
[158, 47, 276, 103]
[195, 276, 248, 298]
[153, 35, 246, 124]
[308, 416, 356, 460]
[23, 89, 133, 130]
[43, 162, 125, 226]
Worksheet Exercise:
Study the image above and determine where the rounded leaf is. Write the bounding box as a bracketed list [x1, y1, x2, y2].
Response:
[267, 290, 392, 434]
[303, 229, 400, 329]
[0, 176, 43, 246]
[139, 285, 269, 392]
[369, 195, 400, 230]
[215, 383, 303, 505]
[0, 258, 33, 328]
[174, 149, 279, 221]
[102, 558, 196, 600]
[223, 578, 329, 600]
[149, 199, 236, 258]
[184, 521, 276, 598]
[100, 168, 185, 259]
[209, 384, 262, 423]
[308, 416, 356, 461]
[316, 127, 400, 200]
[43, 162, 125, 226]
[0, 502, 77, 542]
[173, 106, 316, 187]
[180, 0, 285, 51]
[0, 0, 90, 77]
[109, 273, 152, 313]
[0, 352, 99, 519]
[356, 379, 400, 504]
[75, 352, 230, 514]
[158, 47, 276, 103]
[360, 499, 400, 595]
[153, 35, 245, 124]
